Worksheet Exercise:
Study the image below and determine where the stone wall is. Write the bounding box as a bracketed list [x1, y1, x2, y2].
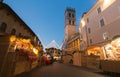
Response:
[101, 60, 120, 73]
[14, 55, 31, 75]
[0, 36, 14, 77]
[14, 54, 38, 75]
[63, 55, 72, 64]
[81, 54, 87, 67]
[0, 52, 16, 77]
[73, 52, 81, 66]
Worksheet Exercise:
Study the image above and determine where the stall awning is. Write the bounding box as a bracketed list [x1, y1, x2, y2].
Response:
[112, 35, 120, 41]
[87, 46, 101, 56]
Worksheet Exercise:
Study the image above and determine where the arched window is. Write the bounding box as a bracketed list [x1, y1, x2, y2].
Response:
[0, 22, 7, 32]
[72, 14, 74, 18]
[69, 13, 71, 17]
[11, 28, 16, 35]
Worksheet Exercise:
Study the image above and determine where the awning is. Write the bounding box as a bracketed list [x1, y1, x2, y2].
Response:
[87, 46, 101, 55]
[112, 35, 120, 41]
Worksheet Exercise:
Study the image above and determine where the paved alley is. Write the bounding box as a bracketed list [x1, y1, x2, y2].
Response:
[15, 63, 110, 77]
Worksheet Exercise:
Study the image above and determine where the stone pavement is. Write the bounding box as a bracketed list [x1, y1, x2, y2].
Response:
[15, 62, 113, 77]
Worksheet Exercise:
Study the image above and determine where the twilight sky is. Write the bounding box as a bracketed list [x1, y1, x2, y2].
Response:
[3, 0, 97, 48]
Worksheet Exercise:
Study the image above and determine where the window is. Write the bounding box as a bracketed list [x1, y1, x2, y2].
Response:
[97, 7, 101, 14]
[88, 28, 91, 34]
[87, 18, 89, 23]
[90, 39, 92, 44]
[0, 22, 7, 32]
[103, 32, 108, 40]
[11, 28, 16, 35]
[72, 14, 74, 18]
[69, 13, 71, 17]
[100, 19, 105, 27]
[72, 21, 74, 25]
[69, 20, 71, 25]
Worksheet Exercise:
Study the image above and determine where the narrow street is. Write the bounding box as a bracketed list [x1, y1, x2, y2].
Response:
[15, 63, 109, 77]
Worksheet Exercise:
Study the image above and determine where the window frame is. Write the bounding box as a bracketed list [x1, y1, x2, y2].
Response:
[100, 19, 105, 27]
[0, 22, 7, 32]
[97, 7, 101, 14]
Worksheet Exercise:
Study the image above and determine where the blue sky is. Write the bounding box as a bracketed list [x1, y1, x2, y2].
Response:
[3, 0, 97, 48]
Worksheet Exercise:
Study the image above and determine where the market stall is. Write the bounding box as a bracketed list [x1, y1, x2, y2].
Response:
[86, 46, 101, 69]
[9, 36, 39, 75]
[101, 36, 120, 73]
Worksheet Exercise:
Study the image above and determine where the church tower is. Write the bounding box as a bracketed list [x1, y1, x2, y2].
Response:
[65, 8, 76, 40]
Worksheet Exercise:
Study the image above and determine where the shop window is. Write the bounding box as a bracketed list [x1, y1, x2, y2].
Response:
[11, 28, 16, 35]
[100, 19, 105, 27]
[0, 22, 7, 32]
[97, 7, 101, 14]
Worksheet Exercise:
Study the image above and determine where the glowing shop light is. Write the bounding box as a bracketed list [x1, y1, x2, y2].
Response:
[33, 48, 38, 55]
[10, 36, 16, 42]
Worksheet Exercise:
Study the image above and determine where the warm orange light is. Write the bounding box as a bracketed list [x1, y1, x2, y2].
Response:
[10, 36, 16, 42]
[33, 48, 38, 55]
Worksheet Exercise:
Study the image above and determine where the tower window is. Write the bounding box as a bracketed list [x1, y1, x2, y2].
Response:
[0, 22, 7, 32]
[72, 21, 74, 25]
[72, 14, 74, 18]
[69, 13, 71, 17]
[69, 20, 71, 25]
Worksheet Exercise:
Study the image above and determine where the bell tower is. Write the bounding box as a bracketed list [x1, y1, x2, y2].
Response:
[65, 8, 76, 40]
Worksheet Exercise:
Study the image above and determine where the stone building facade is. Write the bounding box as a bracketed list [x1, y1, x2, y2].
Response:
[0, 2, 43, 77]
[79, 0, 120, 72]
